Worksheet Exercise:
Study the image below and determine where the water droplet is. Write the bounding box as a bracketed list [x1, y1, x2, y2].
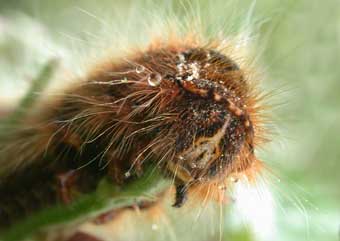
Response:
[178, 53, 186, 63]
[135, 65, 145, 73]
[147, 73, 162, 86]
[190, 162, 197, 168]
[188, 62, 200, 79]
[124, 171, 131, 178]
[151, 224, 158, 230]
[230, 177, 238, 183]
[186, 75, 194, 81]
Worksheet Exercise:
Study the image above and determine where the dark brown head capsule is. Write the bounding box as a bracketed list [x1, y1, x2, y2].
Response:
[125, 47, 257, 207]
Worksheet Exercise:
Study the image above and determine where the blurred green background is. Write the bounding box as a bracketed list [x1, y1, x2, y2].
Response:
[0, 0, 339, 241]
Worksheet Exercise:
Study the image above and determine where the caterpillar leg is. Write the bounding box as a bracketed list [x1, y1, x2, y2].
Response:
[67, 232, 103, 241]
[93, 199, 155, 224]
[56, 169, 79, 204]
[173, 183, 188, 208]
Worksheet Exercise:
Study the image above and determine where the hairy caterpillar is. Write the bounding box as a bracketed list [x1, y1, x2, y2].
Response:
[0, 2, 273, 240]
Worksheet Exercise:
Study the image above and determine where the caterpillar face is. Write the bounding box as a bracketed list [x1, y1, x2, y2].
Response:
[125, 46, 257, 206]
[166, 49, 254, 181]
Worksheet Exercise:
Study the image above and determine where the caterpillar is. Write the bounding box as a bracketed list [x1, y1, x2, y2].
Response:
[0, 1, 272, 240]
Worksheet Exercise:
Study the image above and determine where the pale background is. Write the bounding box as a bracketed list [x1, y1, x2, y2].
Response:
[0, 0, 339, 240]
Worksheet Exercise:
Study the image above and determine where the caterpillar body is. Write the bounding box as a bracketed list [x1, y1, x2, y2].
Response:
[0, 5, 272, 239]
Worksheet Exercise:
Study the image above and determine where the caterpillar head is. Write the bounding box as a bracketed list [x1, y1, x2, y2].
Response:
[135, 45, 259, 206]
[170, 48, 255, 177]
[108, 43, 263, 207]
